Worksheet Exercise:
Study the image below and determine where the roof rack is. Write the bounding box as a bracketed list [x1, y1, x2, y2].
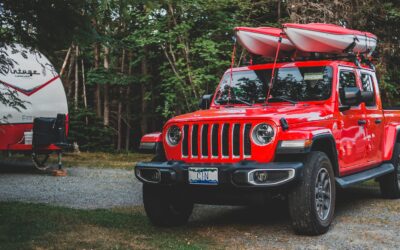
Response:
[249, 52, 376, 70]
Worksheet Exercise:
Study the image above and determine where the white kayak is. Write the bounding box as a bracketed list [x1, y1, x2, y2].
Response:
[235, 27, 297, 57]
[283, 23, 377, 55]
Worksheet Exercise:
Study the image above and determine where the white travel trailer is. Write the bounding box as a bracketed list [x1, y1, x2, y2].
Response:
[0, 44, 68, 169]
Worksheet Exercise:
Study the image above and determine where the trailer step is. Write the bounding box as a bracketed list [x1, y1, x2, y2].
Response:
[336, 163, 394, 188]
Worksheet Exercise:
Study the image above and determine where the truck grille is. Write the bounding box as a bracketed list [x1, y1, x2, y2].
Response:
[181, 123, 252, 159]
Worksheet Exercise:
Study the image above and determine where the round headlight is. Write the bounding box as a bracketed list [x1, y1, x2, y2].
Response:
[166, 125, 182, 146]
[252, 123, 274, 146]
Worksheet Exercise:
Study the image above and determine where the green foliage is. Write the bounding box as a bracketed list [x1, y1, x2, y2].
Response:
[68, 107, 114, 151]
[3, 0, 400, 151]
[86, 68, 134, 86]
[0, 0, 91, 53]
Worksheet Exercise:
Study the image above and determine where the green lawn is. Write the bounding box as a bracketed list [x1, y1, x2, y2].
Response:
[1, 152, 153, 170]
[52, 152, 153, 169]
[0, 202, 216, 250]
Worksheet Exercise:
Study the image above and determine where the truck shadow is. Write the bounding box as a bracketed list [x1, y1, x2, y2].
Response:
[0, 159, 35, 173]
[189, 184, 381, 228]
[0, 158, 51, 174]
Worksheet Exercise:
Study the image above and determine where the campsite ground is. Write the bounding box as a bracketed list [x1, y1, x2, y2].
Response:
[0, 153, 399, 249]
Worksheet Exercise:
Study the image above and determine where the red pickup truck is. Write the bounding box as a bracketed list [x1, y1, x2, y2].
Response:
[135, 58, 400, 235]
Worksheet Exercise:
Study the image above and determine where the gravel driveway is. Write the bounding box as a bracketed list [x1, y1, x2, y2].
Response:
[0, 161, 142, 209]
[1, 161, 399, 249]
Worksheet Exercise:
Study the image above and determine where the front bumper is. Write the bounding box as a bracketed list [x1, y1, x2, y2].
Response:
[135, 161, 303, 188]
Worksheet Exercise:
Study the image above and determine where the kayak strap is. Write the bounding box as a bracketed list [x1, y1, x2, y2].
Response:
[228, 37, 237, 104]
[343, 36, 359, 54]
[265, 35, 282, 104]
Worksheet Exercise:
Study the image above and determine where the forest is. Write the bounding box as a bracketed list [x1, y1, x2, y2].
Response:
[1, 0, 400, 152]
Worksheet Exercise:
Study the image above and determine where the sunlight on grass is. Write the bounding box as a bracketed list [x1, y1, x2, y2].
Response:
[48, 152, 153, 169]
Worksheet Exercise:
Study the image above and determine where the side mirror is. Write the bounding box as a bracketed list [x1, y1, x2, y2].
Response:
[361, 91, 374, 104]
[339, 87, 361, 111]
[199, 94, 212, 110]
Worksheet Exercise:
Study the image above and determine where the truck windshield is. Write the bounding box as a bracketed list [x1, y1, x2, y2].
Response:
[215, 66, 333, 105]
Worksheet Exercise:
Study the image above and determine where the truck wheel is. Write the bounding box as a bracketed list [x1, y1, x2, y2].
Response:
[288, 151, 336, 235]
[143, 184, 193, 227]
[379, 143, 400, 199]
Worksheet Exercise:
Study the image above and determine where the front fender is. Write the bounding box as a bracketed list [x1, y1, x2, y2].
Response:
[276, 127, 332, 152]
[139, 132, 163, 154]
[275, 128, 338, 175]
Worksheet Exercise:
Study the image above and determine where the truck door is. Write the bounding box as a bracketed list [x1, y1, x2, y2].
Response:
[337, 68, 368, 173]
[359, 70, 384, 164]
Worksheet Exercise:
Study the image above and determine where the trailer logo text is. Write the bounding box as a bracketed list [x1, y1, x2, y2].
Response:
[9, 69, 41, 78]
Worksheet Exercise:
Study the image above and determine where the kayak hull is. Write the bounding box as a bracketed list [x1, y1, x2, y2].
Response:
[284, 24, 377, 55]
[235, 28, 296, 57]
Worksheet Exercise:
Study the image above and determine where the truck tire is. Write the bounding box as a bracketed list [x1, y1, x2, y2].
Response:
[143, 184, 193, 227]
[288, 151, 336, 235]
[379, 143, 400, 199]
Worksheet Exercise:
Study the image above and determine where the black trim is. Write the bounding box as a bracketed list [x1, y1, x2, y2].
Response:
[139, 141, 165, 156]
[275, 133, 339, 176]
[276, 140, 311, 154]
[280, 117, 289, 131]
[336, 163, 394, 188]
[139, 142, 156, 153]
[393, 127, 400, 159]
[311, 134, 339, 176]
[135, 161, 303, 188]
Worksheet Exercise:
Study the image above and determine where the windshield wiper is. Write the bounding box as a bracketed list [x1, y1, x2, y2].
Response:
[215, 97, 252, 106]
[268, 96, 297, 104]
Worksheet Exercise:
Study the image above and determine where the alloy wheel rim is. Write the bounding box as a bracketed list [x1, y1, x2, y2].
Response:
[315, 168, 332, 221]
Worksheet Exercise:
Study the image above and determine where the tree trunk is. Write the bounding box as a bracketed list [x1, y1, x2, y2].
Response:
[74, 46, 79, 110]
[103, 45, 110, 126]
[94, 42, 102, 118]
[60, 45, 72, 77]
[117, 49, 126, 151]
[81, 58, 88, 125]
[125, 85, 131, 151]
[125, 51, 133, 151]
[277, 0, 281, 21]
[66, 45, 76, 99]
[140, 48, 148, 135]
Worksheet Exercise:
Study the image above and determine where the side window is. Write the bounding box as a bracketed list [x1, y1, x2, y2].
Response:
[339, 70, 358, 105]
[339, 71, 357, 88]
[361, 73, 376, 107]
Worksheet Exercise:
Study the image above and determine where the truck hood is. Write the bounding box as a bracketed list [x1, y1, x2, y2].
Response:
[168, 104, 333, 126]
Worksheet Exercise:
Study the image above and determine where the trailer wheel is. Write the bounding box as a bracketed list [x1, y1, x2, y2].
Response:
[32, 153, 50, 171]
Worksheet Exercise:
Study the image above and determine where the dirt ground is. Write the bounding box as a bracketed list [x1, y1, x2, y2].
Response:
[1, 160, 399, 249]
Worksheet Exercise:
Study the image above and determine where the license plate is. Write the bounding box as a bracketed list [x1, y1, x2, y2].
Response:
[188, 168, 218, 185]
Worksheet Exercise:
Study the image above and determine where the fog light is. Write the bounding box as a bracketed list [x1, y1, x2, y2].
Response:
[150, 171, 161, 182]
[138, 169, 161, 183]
[254, 170, 268, 183]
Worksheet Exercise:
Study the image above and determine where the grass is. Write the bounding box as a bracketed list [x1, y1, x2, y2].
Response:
[1, 151, 153, 170]
[0, 202, 217, 250]
[53, 152, 153, 169]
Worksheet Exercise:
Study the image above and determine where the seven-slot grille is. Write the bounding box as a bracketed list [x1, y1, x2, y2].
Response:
[181, 123, 252, 159]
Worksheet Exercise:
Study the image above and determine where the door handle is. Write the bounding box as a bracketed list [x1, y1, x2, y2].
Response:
[375, 119, 382, 124]
[358, 119, 367, 125]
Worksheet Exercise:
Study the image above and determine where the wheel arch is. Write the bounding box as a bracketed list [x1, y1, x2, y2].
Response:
[310, 134, 339, 177]
[274, 132, 339, 176]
